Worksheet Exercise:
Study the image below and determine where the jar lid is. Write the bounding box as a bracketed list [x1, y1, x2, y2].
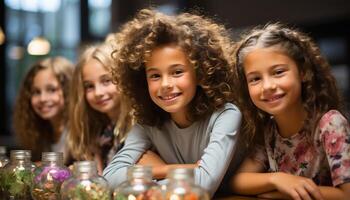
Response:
[127, 165, 152, 179]
[167, 168, 194, 181]
[73, 161, 97, 173]
[10, 150, 31, 159]
[42, 152, 63, 162]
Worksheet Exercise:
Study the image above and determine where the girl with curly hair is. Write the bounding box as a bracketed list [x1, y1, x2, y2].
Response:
[231, 23, 350, 200]
[103, 9, 242, 196]
[13, 56, 74, 161]
[67, 43, 133, 174]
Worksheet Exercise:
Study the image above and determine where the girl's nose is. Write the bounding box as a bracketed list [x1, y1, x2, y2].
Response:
[39, 92, 49, 102]
[161, 76, 173, 90]
[261, 77, 277, 92]
[94, 84, 105, 97]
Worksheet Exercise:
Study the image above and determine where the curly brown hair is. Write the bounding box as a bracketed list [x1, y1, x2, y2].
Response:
[13, 57, 74, 161]
[111, 9, 236, 127]
[234, 22, 345, 145]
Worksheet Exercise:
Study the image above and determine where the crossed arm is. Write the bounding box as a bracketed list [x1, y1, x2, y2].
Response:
[137, 150, 198, 179]
[230, 158, 350, 200]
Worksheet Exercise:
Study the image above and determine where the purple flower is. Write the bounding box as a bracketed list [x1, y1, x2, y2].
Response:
[51, 169, 71, 182]
[34, 166, 71, 183]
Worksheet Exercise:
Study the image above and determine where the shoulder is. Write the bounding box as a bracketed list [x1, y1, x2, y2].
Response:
[210, 103, 241, 121]
[317, 110, 349, 143]
[318, 110, 349, 131]
[207, 103, 242, 132]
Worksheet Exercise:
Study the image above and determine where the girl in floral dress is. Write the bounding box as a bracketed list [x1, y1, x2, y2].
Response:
[231, 23, 350, 200]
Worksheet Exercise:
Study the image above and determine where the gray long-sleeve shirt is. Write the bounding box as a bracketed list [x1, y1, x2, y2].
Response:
[103, 103, 241, 196]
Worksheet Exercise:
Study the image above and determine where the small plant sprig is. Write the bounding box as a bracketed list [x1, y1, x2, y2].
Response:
[0, 168, 33, 199]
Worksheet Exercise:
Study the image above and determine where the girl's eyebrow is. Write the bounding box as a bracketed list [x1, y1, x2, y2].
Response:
[246, 64, 288, 75]
[145, 66, 157, 72]
[146, 64, 185, 72]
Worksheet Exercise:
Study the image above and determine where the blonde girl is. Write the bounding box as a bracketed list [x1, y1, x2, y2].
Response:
[13, 56, 74, 161]
[67, 43, 133, 174]
[231, 23, 350, 200]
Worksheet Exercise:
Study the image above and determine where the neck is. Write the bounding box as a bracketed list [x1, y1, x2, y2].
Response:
[107, 108, 120, 124]
[273, 103, 306, 138]
[50, 116, 64, 142]
[171, 111, 192, 128]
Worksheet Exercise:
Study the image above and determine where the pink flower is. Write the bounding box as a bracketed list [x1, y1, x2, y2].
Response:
[342, 159, 350, 168]
[319, 111, 336, 129]
[323, 131, 346, 156]
[294, 143, 308, 162]
[279, 155, 295, 173]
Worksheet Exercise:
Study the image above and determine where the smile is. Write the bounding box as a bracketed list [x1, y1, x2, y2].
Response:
[39, 104, 54, 112]
[159, 93, 181, 101]
[96, 98, 111, 105]
[263, 94, 285, 103]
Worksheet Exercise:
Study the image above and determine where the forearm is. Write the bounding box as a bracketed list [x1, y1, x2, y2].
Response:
[152, 164, 197, 179]
[231, 172, 277, 195]
[319, 185, 350, 200]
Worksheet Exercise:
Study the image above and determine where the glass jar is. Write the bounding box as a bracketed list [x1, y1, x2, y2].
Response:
[0, 150, 34, 200]
[61, 161, 111, 200]
[113, 165, 162, 200]
[32, 152, 71, 200]
[165, 168, 210, 200]
[0, 146, 9, 168]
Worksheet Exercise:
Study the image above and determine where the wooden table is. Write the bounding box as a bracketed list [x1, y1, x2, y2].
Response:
[216, 195, 263, 200]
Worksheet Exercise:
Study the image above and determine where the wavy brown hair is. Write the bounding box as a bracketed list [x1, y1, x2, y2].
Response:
[13, 57, 74, 161]
[234, 22, 345, 146]
[111, 9, 236, 127]
[67, 43, 133, 161]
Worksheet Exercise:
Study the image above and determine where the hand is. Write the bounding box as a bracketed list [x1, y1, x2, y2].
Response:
[270, 172, 324, 200]
[137, 150, 168, 179]
[258, 190, 292, 199]
[137, 150, 166, 167]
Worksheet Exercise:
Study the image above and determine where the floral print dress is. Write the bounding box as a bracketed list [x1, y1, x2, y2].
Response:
[252, 110, 350, 186]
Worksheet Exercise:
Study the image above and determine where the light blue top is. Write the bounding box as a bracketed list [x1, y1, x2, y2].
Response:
[103, 103, 241, 196]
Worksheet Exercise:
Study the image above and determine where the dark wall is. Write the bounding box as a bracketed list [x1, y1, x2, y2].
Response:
[0, 0, 7, 135]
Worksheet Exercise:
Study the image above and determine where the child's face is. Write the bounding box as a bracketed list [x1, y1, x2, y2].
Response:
[145, 44, 197, 121]
[83, 58, 120, 119]
[243, 47, 303, 117]
[31, 68, 65, 121]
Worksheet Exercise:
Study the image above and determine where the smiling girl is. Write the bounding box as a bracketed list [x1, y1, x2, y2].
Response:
[103, 9, 241, 197]
[231, 23, 350, 200]
[13, 56, 74, 161]
[67, 43, 133, 174]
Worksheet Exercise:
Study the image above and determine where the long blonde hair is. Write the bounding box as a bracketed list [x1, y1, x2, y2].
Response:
[68, 43, 133, 160]
[13, 56, 74, 161]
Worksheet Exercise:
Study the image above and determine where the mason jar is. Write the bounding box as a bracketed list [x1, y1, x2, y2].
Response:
[113, 165, 162, 200]
[32, 152, 71, 200]
[61, 161, 111, 200]
[0, 150, 34, 200]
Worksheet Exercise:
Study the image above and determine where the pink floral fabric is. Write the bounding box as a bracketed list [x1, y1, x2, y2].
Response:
[251, 110, 350, 186]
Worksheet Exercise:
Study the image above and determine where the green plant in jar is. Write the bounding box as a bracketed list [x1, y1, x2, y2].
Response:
[0, 150, 34, 200]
